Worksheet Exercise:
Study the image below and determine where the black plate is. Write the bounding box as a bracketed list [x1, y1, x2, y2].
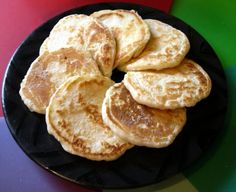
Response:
[2, 2, 227, 189]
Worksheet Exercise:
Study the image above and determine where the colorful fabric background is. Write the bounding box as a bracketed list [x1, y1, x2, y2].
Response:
[172, 1, 236, 191]
[1, 0, 236, 191]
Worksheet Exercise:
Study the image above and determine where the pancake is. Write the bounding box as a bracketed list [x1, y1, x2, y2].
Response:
[46, 75, 133, 161]
[124, 59, 212, 109]
[102, 83, 186, 148]
[40, 14, 116, 77]
[91, 9, 150, 68]
[118, 19, 190, 72]
[39, 37, 49, 55]
[20, 48, 101, 114]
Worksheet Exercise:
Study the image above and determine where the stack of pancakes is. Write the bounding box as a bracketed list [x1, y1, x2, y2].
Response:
[20, 9, 212, 161]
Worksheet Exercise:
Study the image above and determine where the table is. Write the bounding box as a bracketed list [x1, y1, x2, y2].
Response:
[1, 0, 236, 191]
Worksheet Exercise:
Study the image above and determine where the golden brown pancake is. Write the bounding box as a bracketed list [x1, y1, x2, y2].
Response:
[118, 19, 190, 72]
[102, 83, 186, 148]
[20, 48, 101, 114]
[124, 59, 212, 109]
[46, 76, 133, 161]
[91, 9, 150, 68]
[39, 14, 116, 77]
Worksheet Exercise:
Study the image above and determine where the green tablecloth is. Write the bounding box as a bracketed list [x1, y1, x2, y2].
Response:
[172, 0, 236, 191]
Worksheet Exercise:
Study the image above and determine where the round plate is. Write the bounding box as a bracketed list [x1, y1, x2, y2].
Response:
[2, 2, 227, 189]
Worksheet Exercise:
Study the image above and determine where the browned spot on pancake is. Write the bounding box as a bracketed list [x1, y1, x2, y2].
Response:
[84, 104, 103, 125]
[23, 58, 54, 109]
[72, 136, 130, 157]
[117, 10, 143, 25]
[48, 112, 74, 144]
[181, 60, 210, 95]
[77, 93, 84, 103]
[56, 109, 65, 116]
[87, 22, 106, 37]
[71, 129, 131, 157]
[188, 62, 207, 84]
[100, 43, 113, 64]
[123, 21, 135, 37]
[58, 119, 67, 129]
[79, 79, 106, 89]
[109, 83, 186, 139]
[97, 12, 125, 20]
[72, 137, 91, 154]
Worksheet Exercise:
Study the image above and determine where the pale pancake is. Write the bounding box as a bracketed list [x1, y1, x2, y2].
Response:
[102, 83, 186, 148]
[20, 48, 101, 114]
[46, 76, 133, 161]
[39, 37, 49, 55]
[91, 9, 150, 68]
[119, 19, 190, 72]
[124, 59, 212, 109]
[40, 14, 116, 77]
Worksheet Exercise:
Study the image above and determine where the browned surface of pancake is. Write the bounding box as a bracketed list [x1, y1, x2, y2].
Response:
[91, 9, 150, 68]
[102, 83, 186, 148]
[46, 76, 133, 161]
[118, 19, 190, 72]
[124, 59, 212, 109]
[20, 48, 101, 114]
[40, 14, 116, 77]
